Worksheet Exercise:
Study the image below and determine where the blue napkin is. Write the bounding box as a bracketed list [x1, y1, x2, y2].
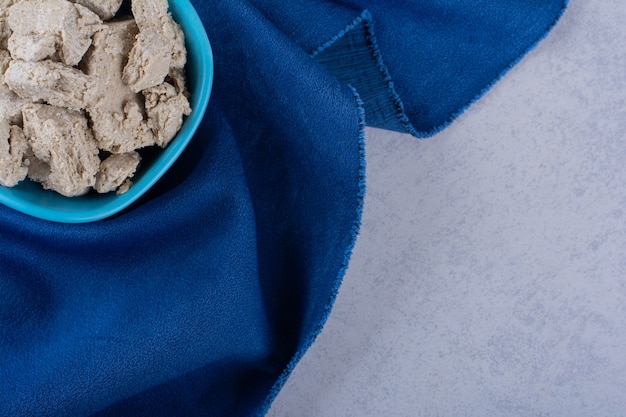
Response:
[0, 1, 567, 416]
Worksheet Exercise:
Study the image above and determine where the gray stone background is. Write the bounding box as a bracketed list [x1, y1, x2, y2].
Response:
[268, 1, 626, 415]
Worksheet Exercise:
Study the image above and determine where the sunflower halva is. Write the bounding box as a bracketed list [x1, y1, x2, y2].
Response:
[0, 0, 190, 197]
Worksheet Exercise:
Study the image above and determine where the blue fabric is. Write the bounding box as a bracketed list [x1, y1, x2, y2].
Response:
[0, 1, 566, 416]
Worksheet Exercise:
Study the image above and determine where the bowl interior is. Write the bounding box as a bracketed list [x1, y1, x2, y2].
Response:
[0, 0, 213, 223]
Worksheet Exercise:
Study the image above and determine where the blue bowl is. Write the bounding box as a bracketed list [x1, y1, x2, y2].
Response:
[0, 0, 213, 223]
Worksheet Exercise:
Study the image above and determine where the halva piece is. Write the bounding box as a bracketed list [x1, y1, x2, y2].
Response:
[7, 0, 102, 66]
[131, 0, 186, 68]
[0, 1, 18, 49]
[68, 0, 123, 20]
[123, 0, 186, 92]
[0, 0, 191, 197]
[95, 152, 141, 194]
[144, 81, 191, 148]
[0, 120, 28, 187]
[5, 59, 94, 111]
[123, 29, 171, 93]
[22, 103, 99, 197]
[0, 50, 27, 125]
[82, 19, 155, 152]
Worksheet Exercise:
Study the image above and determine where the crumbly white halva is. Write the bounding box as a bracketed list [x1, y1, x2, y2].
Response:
[0, 0, 191, 196]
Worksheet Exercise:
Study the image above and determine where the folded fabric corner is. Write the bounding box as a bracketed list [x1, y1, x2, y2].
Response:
[305, 1, 570, 137]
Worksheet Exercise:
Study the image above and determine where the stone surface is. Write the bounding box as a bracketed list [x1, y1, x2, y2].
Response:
[267, 1, 626, 416]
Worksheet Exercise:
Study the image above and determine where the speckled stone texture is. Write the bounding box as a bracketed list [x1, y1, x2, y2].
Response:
[268, 0, 626, 416]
